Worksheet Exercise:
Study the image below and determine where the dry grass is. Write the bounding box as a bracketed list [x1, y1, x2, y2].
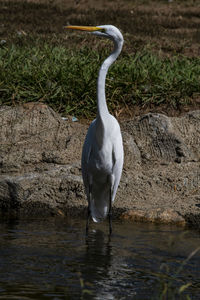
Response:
[0, 0, 200, 117]
[1, 0, 200, 55]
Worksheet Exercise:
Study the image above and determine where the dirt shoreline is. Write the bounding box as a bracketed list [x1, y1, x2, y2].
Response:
[0, 103, 199, 228]
[0, 0, 200, 227]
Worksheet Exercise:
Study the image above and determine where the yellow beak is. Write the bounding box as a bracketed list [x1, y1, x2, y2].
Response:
[64, 25, 102, 32]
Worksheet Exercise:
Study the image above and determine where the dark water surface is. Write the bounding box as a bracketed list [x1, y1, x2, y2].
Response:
[0, 218, 199, 299]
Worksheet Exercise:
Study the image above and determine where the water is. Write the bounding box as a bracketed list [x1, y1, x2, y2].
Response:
[0, 218, 199, 299]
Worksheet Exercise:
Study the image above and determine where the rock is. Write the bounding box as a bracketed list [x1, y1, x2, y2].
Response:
[120, 208, 186, 226]
[0, 103, 86, 173]
[0, 164, 85, 216]
[121, 112, 198, 164]
[0, 104, 200, 229]
[122, 131, 141, 169]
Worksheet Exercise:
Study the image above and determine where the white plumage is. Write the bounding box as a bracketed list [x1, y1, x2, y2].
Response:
[66, 25, 124, 234]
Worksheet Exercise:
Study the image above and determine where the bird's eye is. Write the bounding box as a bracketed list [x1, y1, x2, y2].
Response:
[100, 28, 106, 33]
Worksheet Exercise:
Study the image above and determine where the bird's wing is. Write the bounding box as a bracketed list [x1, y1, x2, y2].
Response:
[81, 141, 91, 198]
[111, 135, 124, 202]
[81, 120, 95, 196]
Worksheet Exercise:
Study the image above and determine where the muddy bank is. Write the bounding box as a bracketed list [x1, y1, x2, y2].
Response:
[0, 103, 199, 228]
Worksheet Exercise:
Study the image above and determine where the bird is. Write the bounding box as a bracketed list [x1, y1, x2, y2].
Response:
[65, 25, 124, 234]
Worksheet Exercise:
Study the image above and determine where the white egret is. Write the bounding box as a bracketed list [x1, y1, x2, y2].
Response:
[65, 25, 124, 234]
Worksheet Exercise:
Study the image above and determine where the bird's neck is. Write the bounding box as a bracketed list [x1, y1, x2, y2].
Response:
[97, 40, 123, 121]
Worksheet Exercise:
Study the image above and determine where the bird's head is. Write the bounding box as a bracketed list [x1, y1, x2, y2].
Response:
[65, 25, 124, 44]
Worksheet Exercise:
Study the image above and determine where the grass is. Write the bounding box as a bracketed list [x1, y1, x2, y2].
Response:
[154, 246, 200, 300]
[0, 42, 200, 119]
[1, 0, 200, 118]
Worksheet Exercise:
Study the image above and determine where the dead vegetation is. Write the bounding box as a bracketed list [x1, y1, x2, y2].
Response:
[1, 0, 200, 55]
[0, 0, 200, 116]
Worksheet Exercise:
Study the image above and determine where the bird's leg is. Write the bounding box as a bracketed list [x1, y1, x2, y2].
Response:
[108, 185, 112, 235]
[86, 205, 90, 235]
[86, 184, 92, 235]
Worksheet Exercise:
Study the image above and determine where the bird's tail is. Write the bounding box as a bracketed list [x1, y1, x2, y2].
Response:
[90, 184, 110, 223]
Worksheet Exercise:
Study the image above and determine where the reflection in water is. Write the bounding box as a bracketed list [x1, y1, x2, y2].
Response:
[82, 230, 112, 299]
[83, 229, 141, 300]
[85, 230, 112, 274]
[0, 218, 199, 299]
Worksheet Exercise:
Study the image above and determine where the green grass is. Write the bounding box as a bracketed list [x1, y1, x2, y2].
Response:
[154, 246, 200, 300]
[0, 43, 200, 118]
